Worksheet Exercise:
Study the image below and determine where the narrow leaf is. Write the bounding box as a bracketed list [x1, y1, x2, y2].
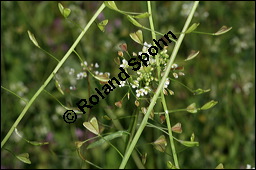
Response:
[55, 79, 64, 95]
[28, 141, 49, 146]
[185, 50, 200, 61]
[58, 3, 64, 16]
[127, 15, 143, 28]
[83, 117, 100, 135]
[104, 1, 119, 11]
[97, 19, 108, 32]
[167, 161, 178, 169]
[200, 100, 218, 110]
[178, 140, 199, 147]
[27, 30, 40, 48]
[103, 115, 112, 120]
[133, 12, 150, 18]
[190, 133, 195, 142]
[141, 153, 147, 165]
[186, 23, 200, 33]
[87, 131, 127, 149]
[16, 153, 31, 164]
[193, 88, 211, 95]
[214, 26, 232, 35]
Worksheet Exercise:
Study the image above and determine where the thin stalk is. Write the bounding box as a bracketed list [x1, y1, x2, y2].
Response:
[119, 1, 199, 168]
[1, 3, 106, 148]
[147, 1, 179, 168]
[1, 86, 28, 104]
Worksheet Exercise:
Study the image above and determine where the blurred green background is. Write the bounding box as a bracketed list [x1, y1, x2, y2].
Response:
[1, 1, 255, 169]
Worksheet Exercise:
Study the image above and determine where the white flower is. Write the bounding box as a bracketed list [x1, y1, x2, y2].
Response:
[149, 58, 156, 65]
[105, 72, 110, 76]
[119, 81, 126, 87]
[95, 63, 99, 68]
[246, 164, 255, 169]
[144, 86, 151, 94]
[69, 86, 76, 90]
[69, 68, 75, 75]
[76, 72, 87, 79]
[95, 71, 99, 75]
[171, 63, 178, 69]
[136, 89, 145, 98]
[142, 88, 149, 95]
[120, 59, 129, 68]
[81, 61, 88, 67]
[173, 72, 179, 79]
[76, 73, 83, 79]
[164, 78, 170, 88]
[131, 80, 139, 88]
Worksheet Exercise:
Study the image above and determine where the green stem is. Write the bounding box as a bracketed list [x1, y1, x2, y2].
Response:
[1, 86, 28, 104]
[1, 2, 106, 148]
[119, 1, 199, 168]
[147, 1, 179, 168]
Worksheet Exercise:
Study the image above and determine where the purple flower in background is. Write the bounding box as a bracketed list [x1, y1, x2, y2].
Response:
[114, 19, 122, 28]
[75, 128, 84, 140]
[46, 132, 54, 142]
[97, 12, 105, 20]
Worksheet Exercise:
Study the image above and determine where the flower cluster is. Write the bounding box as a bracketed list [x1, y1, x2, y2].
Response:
[61, 61, 111, 91]
[118, 42, 185, 99]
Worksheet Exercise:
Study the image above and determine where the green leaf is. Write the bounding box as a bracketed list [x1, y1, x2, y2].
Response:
[104, 1, 119, 11]
[58, 3, 64, 15]
[178, 140, 199, 147]
[103, 115, 112, 120]
[153, 135, 167, 152]
[83, 117, 100, 135]
[133, 12, 150, 18]
[15, 128, 49, 146]
[200, 100, 218, 110]
[16, 153, 31, 164]
[94, 74, 110, 82]
[186, 103, 198, 113]
[215, 163, 224, 169]
[171, 123, 182, 133]
[97, 19, 108, 32]
[167, 161, 178, 169]
[141, 153, 147, 165]
[185, 50, 200, 61]
[190, 133, 195, 142]
[58, 3, 71, 18]
[28, 141, 49, 146]
[63, 8, 71, 18]
[186, 23, 200, 33]
[214, 26, 232, 35]
[87, 131, 127, 149]
[75, 141, 84, 149]
[127, 15, 143, 28]
[55, 79, 64, 95]
[27, 30, 40, 48]
[193, 88, 211, 95]
[129, 30, 143, 45]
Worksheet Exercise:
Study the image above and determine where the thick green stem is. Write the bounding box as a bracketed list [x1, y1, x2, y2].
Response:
[119, 1, 199, 168]
[1, 3, 106, 148]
